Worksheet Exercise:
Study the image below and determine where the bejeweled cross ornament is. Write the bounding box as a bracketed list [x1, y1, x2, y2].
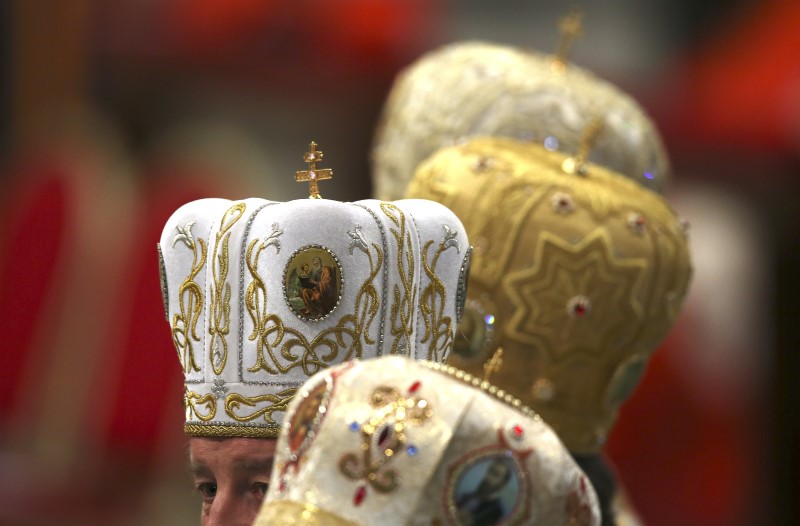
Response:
[551, 7, 585, 74]
[295, 141, 333, 199]
[483, 347, 504, 382]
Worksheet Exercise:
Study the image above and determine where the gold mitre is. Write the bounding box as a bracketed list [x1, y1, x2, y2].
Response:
[158, 143, 470, 438]
[373, 39, 669, 200]
[256, 356, 600, 525]
[405, 136, 692, 454]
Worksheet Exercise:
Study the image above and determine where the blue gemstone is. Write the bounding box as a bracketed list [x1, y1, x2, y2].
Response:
[484, 314, 495, 326]
[544, 136, 559, 151]
[407, 445, 418, 456]
[349, 421, 360, 432]
[644, 171, 654, 180]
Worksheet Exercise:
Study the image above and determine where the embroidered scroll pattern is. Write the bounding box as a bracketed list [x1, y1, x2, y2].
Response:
[171, 221, 207, 373]
[419, 225, 460, 362]
[185, 391, 216, 421]
[246, 228, 383, 377]
[224, 388, 298, 425]
[209, 202, 247, 375]
[380, 203, 417, 355]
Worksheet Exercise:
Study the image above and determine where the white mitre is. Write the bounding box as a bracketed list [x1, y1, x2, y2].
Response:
[372, 39, 669, 200]
[158, 143, 471, 438]
[256, 356, 601, 525]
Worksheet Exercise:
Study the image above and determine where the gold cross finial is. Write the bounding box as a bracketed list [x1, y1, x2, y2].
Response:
[483, 347, 504, 382]
[551, 7, 585, 74]
[295, 141, 334, 199]
[562, 117, 603, 176]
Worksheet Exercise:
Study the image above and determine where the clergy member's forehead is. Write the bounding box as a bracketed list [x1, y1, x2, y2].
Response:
[233, 456, 274, 474]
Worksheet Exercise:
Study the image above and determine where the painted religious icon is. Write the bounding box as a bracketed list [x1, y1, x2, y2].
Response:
[285, 245, 342, 321]
[287, 380, 328, 453]
[450, 454, 521, 526]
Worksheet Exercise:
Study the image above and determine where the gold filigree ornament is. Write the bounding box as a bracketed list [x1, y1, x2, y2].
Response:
[209, 202, 247, 375]
[170, 219, 207, 373]
[159, 143, 470, 440]
[380, 202, 418, 355]
[339, 382, 433, 505]
[372, 10, 669, 201]
[256, 357, 600, 525]
[406, 136, 692, 454]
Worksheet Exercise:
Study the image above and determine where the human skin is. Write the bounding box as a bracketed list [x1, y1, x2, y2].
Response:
[188, 437, 278, 526]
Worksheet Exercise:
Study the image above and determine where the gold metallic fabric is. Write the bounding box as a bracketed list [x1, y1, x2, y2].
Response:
[406, 137, 692, 454]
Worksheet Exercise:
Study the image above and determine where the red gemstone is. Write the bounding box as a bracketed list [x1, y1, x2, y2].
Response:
[354, 485, 367, 506]
[408, 381, 422, 393]
[574, 303, 587, 316]
[512, 424, 524, 438]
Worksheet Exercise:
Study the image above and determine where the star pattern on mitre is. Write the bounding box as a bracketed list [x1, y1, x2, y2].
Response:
[503, 229, 646, 361]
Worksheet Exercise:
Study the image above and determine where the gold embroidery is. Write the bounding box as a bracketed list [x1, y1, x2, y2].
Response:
[418, 227, 459, 361]
[225, 388, 298, 425]
[186, 391, 217, 421]
[380, 203, 416, 354]
[339, 385, 432, 494]
[209, 202, 247, 375]
[503, 229, 646, 355]
[185, 423, 280, 439]
[171, 230, 208, 373]
[246, 234, 382, 376]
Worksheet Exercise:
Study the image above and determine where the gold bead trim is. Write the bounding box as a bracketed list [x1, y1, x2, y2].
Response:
[185, 423, 280, 439]
[419, 361, 541, 421]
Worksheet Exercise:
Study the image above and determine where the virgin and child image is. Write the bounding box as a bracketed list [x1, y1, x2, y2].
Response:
[452, 455, 520, 526]
[286, 248, 340, 320]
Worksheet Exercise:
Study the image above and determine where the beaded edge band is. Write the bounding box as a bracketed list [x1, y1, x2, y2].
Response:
[419, 361, 541, 422]
[185, 423, 281, 439]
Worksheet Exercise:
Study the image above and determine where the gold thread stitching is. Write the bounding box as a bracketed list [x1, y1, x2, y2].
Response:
[225, 388, 298, 424]
[380, 203, 416, 354]
[186, 391, 217, 421]
[418, 230, 458, 362]
[246, 235, 383, 376]
[185, 423, 280, 438]
[172, 235, 208, 373]
[209, 202, 247, 375]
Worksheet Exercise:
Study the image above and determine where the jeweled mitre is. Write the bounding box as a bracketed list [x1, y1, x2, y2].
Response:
[256, 356, 600, 525]
[405, 137, 692, 454]
[372, 41, 669, 200]
[159, 197, 469, 438]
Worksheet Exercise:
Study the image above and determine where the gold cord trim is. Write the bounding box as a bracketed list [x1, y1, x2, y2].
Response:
[185, 423, 280, 439]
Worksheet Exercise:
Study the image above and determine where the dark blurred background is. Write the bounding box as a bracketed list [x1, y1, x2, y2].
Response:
[0, 1, 798, 524]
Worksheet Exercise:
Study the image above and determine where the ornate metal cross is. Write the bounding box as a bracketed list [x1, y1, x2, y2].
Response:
[551, 7, 584, 73]
[295, 141, 333, 199]
[483, 347, 504, 382]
